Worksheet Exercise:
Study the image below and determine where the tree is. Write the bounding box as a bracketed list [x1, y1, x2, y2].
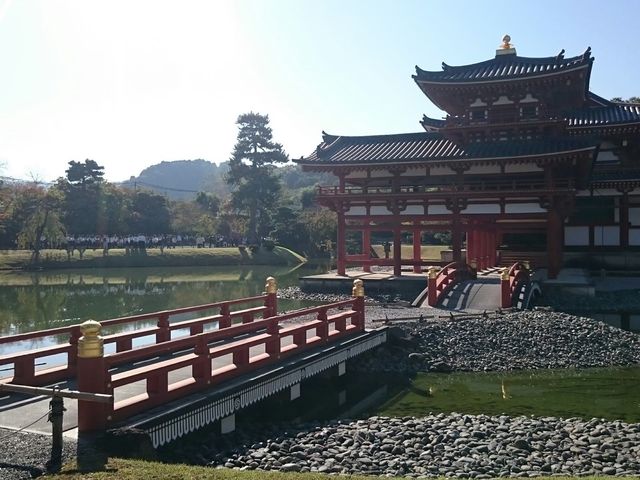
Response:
[227, 112, 288, 244]
[15, 184, 65, 263]
[195, 192, 220, 216]
[65, 159, 105, 187]
[611, 96, 640, 104]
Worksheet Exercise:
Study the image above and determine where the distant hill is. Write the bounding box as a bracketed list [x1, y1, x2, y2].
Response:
[121, 160, 230, 200]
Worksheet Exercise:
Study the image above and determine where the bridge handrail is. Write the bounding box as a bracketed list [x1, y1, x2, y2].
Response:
[0, 294, 271, 386]
[74, 280, 366, 431]
[0, 295, 269, 346]
[501, 262, 531, 308]
[427, 262, 476, 307]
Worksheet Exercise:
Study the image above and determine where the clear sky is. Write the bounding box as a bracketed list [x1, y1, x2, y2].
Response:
[1, 0, 639, 182]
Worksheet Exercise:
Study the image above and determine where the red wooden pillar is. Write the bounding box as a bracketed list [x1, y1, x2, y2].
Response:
[477, 230, 485, 270]
[337, 211, 346, 276]
[362, 227, 371, 273]
[412, 228, 422, 273]
[427, 267, 438, 307]
[77, 320, 110, 433]
[452, 216, 462, 263]
[488, 231, 496, 267]
[620, 193, 629, 248]
[393, 225, 402, 277]
[547, 209, 563, 279]
[467, 229, 476, 267]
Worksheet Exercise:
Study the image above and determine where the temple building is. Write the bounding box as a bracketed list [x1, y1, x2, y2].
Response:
[295, 36, 640, 279]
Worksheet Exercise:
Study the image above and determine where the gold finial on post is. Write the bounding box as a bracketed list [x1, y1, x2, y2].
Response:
[265, 276, 277, 294]
[501, 268, 510, 281]
[501, 34, 512, 49]
[78, 320, 103, 358]
[428, 266, 439, 279]
[497, 34, 516, 56]
[352, 279, 364, 297]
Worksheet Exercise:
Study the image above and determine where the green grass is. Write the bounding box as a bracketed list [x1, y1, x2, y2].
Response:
[370, 244, 449, 260]
[0, 246, 305, 270]
[46, 458, 639, 480]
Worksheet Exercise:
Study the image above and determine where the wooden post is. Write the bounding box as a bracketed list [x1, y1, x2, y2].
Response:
[393, 226, 402, 277]
[620, 193, 629, 248]
[316, 308, 329, 341]
[219, 304, 231, 329]
[452, 216, 462, 263]
[156, 313, 171, 343]
[412, 228, 422, 273]
[362, 228, 371, 273]
[77, 320, 109, 433]
[546, 209, 563, 279]
[264, 277, 278, 318]
[337, 211, 346, 276]
[266, 317, 281, 358]
[48, 393, 65, 471]
[427, 266, 438, 307]
[352, 279, 365, 331]
[501, 268, 511, 308]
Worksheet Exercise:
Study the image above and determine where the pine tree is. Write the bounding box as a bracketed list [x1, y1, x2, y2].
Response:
[227, 112, 288, 244]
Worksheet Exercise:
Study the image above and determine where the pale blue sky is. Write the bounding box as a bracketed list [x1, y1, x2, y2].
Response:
[1, 0, 639, 182]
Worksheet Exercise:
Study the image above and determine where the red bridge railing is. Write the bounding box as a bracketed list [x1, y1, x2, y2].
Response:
[427, 261, 476, 307]
[501, 262, 531, 308]
[0, 277, 367, 433]
[0, 291, 276, 387]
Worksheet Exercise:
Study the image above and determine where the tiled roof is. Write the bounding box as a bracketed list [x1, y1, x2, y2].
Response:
[566, 102, 640, 127]
[413, 48, 593, 83]
[420, 115, 446, 131]
[297, 132, 597, 166]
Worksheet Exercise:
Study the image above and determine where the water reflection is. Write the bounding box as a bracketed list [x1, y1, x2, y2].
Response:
[0, 264, 328, 338]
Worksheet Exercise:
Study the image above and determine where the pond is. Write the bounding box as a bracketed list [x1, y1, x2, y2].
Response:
[0, 263, 328, 339]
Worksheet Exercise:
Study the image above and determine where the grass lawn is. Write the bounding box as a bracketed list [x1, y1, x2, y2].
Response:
[0, 246, 306, 270]
[46, 458, 638, 480]
[370, 244, 449, 260]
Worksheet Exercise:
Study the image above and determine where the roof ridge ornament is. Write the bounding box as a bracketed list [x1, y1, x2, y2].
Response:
[496, 34, 516, 56]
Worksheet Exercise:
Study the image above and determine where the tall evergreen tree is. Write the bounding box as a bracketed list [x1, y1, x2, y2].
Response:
[227, 112, 288, 244]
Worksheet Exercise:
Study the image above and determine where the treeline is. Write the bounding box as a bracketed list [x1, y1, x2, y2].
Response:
[0, 113, 338, 262]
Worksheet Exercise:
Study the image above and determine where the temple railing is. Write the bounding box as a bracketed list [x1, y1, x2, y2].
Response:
[317, 178, 574, 197]
[501, 262, 531, 308]
[427, 262, 477, 307]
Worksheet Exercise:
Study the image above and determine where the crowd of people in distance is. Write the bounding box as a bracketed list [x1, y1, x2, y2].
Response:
[31, 234, 245, 257]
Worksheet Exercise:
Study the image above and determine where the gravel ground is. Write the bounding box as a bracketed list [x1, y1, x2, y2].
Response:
[174, 414, 640, 477]
[0, 429, 77, 480]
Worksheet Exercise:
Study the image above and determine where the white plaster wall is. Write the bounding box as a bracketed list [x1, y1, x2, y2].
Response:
[505, 203, 546, 214]
[596, 150, 621, 163]
[593, 226, 620, 246]
[629, 208, 640, 226]
[504, 163, 542, 173]
[461, 204, 501, 214]
[470, 98, 488, 107]
[345, 206, 367, 216]
[466, 165, 501, 174]
[629, 229, 640, 246]
[493, 95, 514, 105]
[430, 166, 454, 176]
[564, 226, 589, 246]
[520, 93, 539, 103]
[345, 171, 367, 179]
[400, 168, 425, 177]
[400, 205, 425, 215]
[370, 170, 390, 178]
[427, 205, 450, 215]
[370, 206, 393, 215]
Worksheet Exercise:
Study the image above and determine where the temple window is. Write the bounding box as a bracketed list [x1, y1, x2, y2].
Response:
[470, 108, 488, 124]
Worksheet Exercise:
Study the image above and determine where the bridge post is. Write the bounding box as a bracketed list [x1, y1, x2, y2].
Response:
[427, 267, 438, 307]
[316, 308, 329, 341]
[266, 317, 280, 358]
[501, 269, 511, 308]
[352, 279, 365, 331]
[77, 320, 109, 433]
[219, 304, 231, 329]
[156, 313, 171, 343]
[264, 277, 278, 318]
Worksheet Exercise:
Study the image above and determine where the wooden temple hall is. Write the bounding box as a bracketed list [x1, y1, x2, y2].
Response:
[295, 36, 640, 279]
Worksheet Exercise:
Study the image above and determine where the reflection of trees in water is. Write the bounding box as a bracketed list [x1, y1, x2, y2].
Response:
[0, 264, 330, 336]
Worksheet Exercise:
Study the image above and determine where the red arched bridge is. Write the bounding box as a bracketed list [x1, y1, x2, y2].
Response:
[0, 278, 387, 447]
